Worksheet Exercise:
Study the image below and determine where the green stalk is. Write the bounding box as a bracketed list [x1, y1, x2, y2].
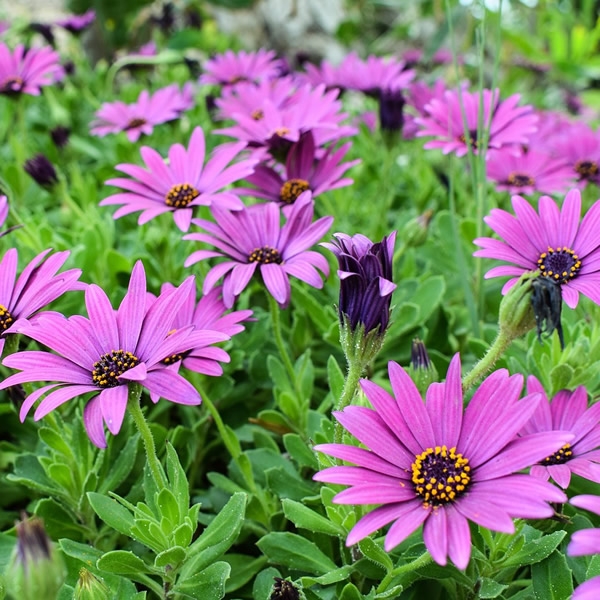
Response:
[461, 329, 512, 392]
[127, 383, 167, 489]
[333, 360, 364, 444]
[377, 552, 433, 594]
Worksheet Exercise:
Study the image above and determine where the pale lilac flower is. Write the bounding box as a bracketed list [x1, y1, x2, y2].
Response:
[55, 9, 95, 34]
[0, 42, 64, 96]
[101, 127, 256, 231]
[200, 49, 282, 86]
[0, 262, 201, 448]
[568, 495, 600, 599]
[0, 248, 82, 357]
[90, 83, 195, 142]
[486, 148, 576, 195]
[473, 189, 600, 308]
[520, 376, 600, 488]
[415, 88, 538, 157]
[184, 191, 332, 308]
[314, 355, 569, 569]
[239, 131, 359, 208]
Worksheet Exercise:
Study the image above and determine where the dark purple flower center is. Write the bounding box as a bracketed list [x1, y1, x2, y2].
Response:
[537, 246, 581, 283]
[0, 304, 14, 331]
[411, 445, 471, 507]
[271, 577, 300, 600]
[248, 246, 282, 264]
[279, 178, 310, 205]
[92, 350, 140, 387]
[162, 350, 191, 365]
[507, 172, 535, 187]
[251, 109, 264, 120]
[458, 130, 478, 149]
[165, 183, 200, 208]
[575, 160, 599, 179]
[125, 117, 147, 130]
[542, 443, 573, 465]
[0, 76, 24, 95]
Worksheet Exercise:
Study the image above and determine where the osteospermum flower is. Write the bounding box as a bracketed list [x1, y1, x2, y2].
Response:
[473, 188, 600, 308]
[0, 42, 64, 96]
[101, 127, 256, 231]
[486, 148, 575, 195]
[239, 131, 359, 208]
[199, 49, 282, 86]
[314, 355, 569, 568]
[568, 495, 600, 599]
[55, 9, 95, 34]
[0, 248, 82, 356]
[415, 88, 538, 157]
[90, 83, 194, 142]
[520, 376, 600, 488]
[0, 262, 202, 448]
[184, 191, 333, 308]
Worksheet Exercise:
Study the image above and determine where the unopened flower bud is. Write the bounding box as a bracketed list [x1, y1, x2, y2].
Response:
[5, 516, 66, 600]
[270, 577, 301, 600]
[23, 155, 58, 188]
[74, 568, 110, 600]
[378, 89, 405, 132]
[498, 271, 538, 342]
[50, 126, 71, 149]
[401, 210, 433, 248]
[408, 338, 438, 393]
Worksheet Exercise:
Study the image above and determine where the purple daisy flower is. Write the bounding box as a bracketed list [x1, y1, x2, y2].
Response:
[520, 376, 600, 488]
[101, 127, 256, 231]
[415, 88, 538, 157]
[486, 148, 576, 195]
[184, 191, 333, 308]
[55, 9, 95, 34]
[0, 42, 64, 96]
[0, 262, 201, 448]
[239, 131, 359, 208]
[155, 283, 253, 376]
[314, 355, 570, 569]
[199, 49, 282, 86]
[473, 189, 600, 308]
[568, 495, 600, 599]
[90, 83, 194, 142]
[0, 248, 82, 357]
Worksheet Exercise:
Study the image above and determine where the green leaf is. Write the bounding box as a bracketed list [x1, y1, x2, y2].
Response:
[257, 532, 337, 575]
[299, 565, 355, 585]
[97, 550, 152, 576]
[253, 567, 281, 600]
[87, 492, 134, 537]
[8, 454, 59, 496]
[501, 530, 566, 568]
[165, 442, 190, 516]
[339, 583, 363, 600]
[283, 434, 319, 469]
[282, 499, 345, 536]
[156, 487, 181, 529]
[267, 355, 292, 393]
[39, 427, 74, 458]
[98, 434, 139, 494]
[478, 577, 509, 599]
[531, 551, 573, 600]
[327, 354, 345, 403]
[224, 554, 268, 593]
[295, 350, 314, 400]
[154, 546, 186, 569]
[35, 498, 84, 541]
[358, 537, 393, 572]
[182, 492, 247, 576]
[174, 561, 231, 599]
[266, 467, 317, 501]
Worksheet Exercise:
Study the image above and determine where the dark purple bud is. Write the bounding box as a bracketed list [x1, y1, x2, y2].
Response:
[24, 154, 58, 188]
[270, 577, 300, 600]
[29, 23, 55, 46]
[411, 338, 432, 370]
[379, 89, 405, 132]
[50, 125, 71, 149]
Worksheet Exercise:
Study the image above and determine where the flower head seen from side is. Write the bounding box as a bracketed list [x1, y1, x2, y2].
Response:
[90, 83, 195, 142]
[567, 495, 600, 599]
[199, 49, 282, 86]
[240, 131, 359, 208]
[314, 355, 570, 569]
[184, 191, 333, 308]
[0, 248, 83, 356]
[415, 88, 538, 157]
[101, 127, 256, 232]
[486, 148, 576, 195]
[0, 42, 64, 96]
[0, 262, 201, 448]
[520, 376, 600, 489]
[55, 9, 95, 34]
[473, 188, 600, 308]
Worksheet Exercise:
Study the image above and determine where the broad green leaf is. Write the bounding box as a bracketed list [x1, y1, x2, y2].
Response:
[267, 355, 292, 393]
[283, 434, 319, 470]
[253, 567, 281, 600]
[339, 583, 363, 600]
[266, 467, 317, 501]
[174, 561, 231, 599]
[224, 554, 268, 593]
[282, 499, 345, 536]
[154, 546, 186, 569]
[531, 551, 573, 600]
[97, 550, 152, 576]
[87, 492, 134, 537]
[98, 434, 139, 494]
[479, 577, 509, 599]
[39, 427, 74, 459]
[299, 564, 355, 585]
[257, 532, 337, 575]
[501, 531, 566, 568]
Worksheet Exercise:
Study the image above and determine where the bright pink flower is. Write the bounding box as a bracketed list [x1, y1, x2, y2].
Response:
[0, 42, 64, 96]
[101, 126, 256, 231]
[184, 191, 332, 308]
[0, 262, 202, 448]
[473, 189, 600, 308]
[200, 49, 282, 86]
[415, 88, 538, 157]
[90, 83, 194, 142]
[314, 355, 569, 569]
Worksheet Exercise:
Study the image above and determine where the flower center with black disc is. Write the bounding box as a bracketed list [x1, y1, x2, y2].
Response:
[92, 350, 140, 388]
[279, 178, 310, 204]
[537, 246, 581, 283]
[507, 172, 535, 187]
[0, 304, 14, 331]
[411, 445, 471, 507]
[248, 246, 282, 264]
[575, 160, 599, 179]
[125, 117, 147, 130]
[0, 76, 24, 95]
[542, 443, 573, 466]
[165, 183, 200, 208]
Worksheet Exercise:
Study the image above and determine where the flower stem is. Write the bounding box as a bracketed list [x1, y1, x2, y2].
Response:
[376, 552, 433, 594]
[461, 330, 512, 392]
[127, 384, 167, 489]
[334, 359, 364, 444]
[267, 293, 297, 388]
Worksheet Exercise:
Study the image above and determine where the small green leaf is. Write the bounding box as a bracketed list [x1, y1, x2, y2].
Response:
[502, 531, 566, 568]
[154, 546, 186, 569]
[478, 577, 509, 599]
[223, 554, 268, 593]
[165, 442, 190, 515]
[299, 564, 355, 585]
[39, 427, 74, 458]
[358, 537, 393, 572]
[294, 351, 314, 400]
[174, 561, 231, 599]
[87, 492, 134, 537]
[156, 488, 181, 529]
[257, 532, 337, 575]
[282, 499, 345, 536]
[283, 434, 319, 469]
[97, 551, 152, 576]
[327, 354, 345, 402]
[266, 467, 316, 501]
[253, 567, 281, 600]
[267, 355, 292, 393]
[339, 583, 363, 600]
[98, 434, 139, 494]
